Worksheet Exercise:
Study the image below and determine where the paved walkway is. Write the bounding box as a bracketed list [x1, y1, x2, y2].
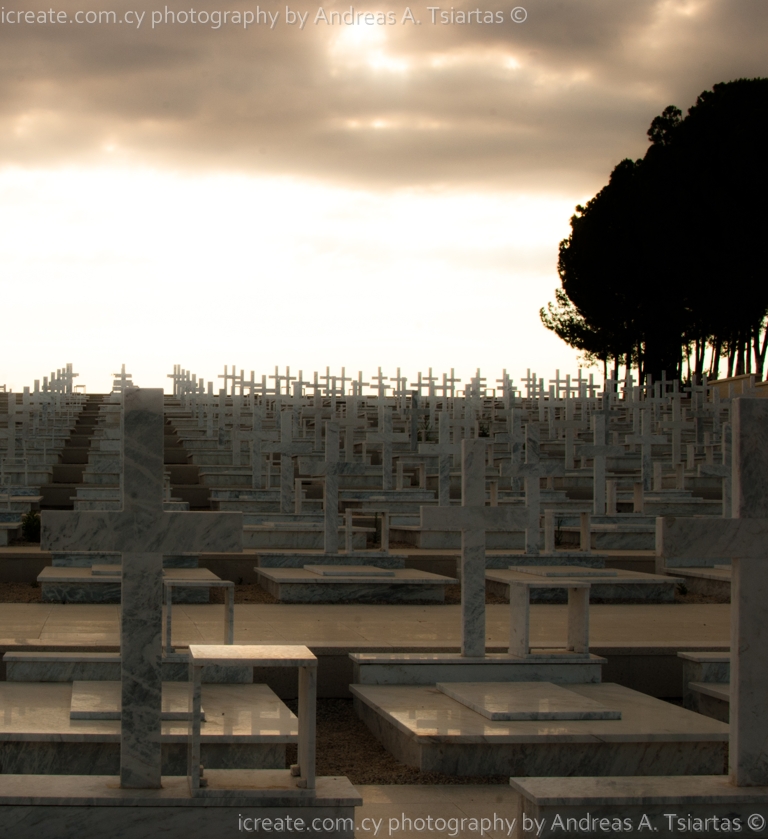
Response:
[355, 786, 518, 839]
[0, 601, 730, 649]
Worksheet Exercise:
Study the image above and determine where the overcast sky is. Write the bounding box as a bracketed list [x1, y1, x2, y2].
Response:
[0, 0, 764, 392]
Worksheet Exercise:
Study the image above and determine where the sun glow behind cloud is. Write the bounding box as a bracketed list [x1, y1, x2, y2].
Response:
[0, 166, 583, 392]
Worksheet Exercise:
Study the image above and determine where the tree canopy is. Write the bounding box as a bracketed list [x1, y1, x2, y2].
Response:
[542, 78, 768, 382]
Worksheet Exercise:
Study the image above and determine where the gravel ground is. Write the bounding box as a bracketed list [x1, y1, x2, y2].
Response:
[284, 698, 509, 785]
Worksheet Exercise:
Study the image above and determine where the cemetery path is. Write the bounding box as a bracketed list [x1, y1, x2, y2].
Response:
[0, 602, 730, 648]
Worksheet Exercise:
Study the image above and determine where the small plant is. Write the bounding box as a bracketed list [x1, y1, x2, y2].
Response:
[21, 511, 41, 543]
[555, 516, 564, 546]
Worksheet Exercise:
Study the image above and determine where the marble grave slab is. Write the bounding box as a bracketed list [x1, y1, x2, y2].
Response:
[510, 566, 619, 578]
[304, 565, 395, 577]
[71, 681, 206, 721]
[435, 681, 622, 721]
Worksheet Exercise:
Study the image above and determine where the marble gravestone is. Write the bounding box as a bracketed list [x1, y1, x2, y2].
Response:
[658, 397, 768, 786]
[420, 439, 527, 657]
[41, 388, 243, 789]
[418, 411, 459, 506]
[306, 422, 368, 554]
[511, 398, 768, 835]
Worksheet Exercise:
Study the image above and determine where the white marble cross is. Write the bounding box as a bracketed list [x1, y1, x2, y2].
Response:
[218, 365, 238, 397]
[658, 398, 768, 786]
[301, 391, 329, 452]
[41, 389, 242, 790]
[626, 409, 667, 492]
[247, 406, 278, 490]
[303, 422, 368, 553]
[699, 423, 732, 517]
[660, 396, 691, 465]
[167, 365, 183, 396]
[408, 393, 431, 451]
[112, 364, 134, 394]
[337, 396, 366, 463]
[418, 411, 459, 506]
[366, 406, 408, 491]
[371, 367, 390, 401]
[263, 412, 314, 513]
[420, 440, 527, 657]
[506, 423, 563, 554]
[59, 363, 78, 393]
[580, 415, 624, 515]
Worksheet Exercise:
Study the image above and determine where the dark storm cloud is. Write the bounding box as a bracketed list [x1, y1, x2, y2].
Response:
[0, 0, 765, 189]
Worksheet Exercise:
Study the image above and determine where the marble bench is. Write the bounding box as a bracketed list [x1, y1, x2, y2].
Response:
[487, 566, 683, 603]
[3, 650, 254, 683]
[188, 644, 317, 796]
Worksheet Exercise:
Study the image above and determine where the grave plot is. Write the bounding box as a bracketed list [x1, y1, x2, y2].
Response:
[0, 364, 746, 835]
[351, 681, 726, 777]
[350, 437, 728, 779]
[511, 397, 768, 836]
[255, 564, 458, 603]
[0, 386, 360, 835]
[250, 420, 456, 603]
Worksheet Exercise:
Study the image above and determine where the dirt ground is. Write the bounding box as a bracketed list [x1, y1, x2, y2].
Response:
[284, 698, 509, 785]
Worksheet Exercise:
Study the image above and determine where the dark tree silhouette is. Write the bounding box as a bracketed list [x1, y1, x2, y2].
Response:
[542, 79, 768, 382]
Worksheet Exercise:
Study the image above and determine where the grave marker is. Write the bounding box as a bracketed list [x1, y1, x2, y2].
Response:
[420, 440, 527, 657]
[658, 398, 768, 785]
[41, 389, 242, 789]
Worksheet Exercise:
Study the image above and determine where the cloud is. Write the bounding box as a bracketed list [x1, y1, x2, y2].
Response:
[0, 0, 764, 190]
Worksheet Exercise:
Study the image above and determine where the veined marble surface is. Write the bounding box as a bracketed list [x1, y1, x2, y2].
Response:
[350, 682, 727, 743]
[0, 681, 297, 743]
[305, 565, 395, 577]
[70, 681, 207, 721]
[436, 681, 622, 721]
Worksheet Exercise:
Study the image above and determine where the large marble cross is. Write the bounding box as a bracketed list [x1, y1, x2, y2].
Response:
[421, 439, 527, 657]
[658, 398, 768, 786]
[41, 389, 242, 790]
